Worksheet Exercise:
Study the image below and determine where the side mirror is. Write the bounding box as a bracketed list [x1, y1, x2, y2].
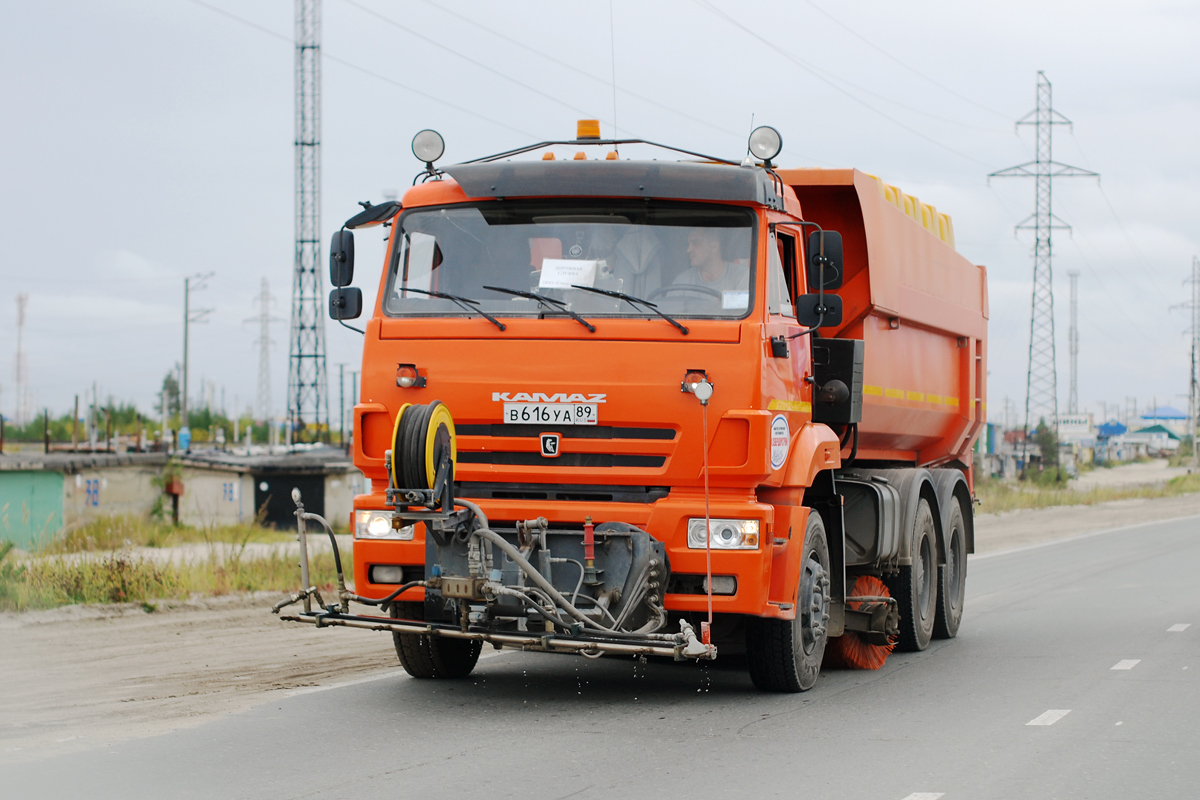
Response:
[329, 287, 363, 320]
[330, 229, 355, 287]
[795, 293, 842, 328]
[806, 230, 843, 290]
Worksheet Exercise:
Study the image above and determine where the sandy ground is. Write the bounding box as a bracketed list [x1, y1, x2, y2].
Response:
[4, 492, 1200, 765]
[1069, 458, 1194, 492]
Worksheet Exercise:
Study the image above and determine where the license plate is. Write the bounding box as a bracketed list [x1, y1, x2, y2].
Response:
[503, 403, 598, 425]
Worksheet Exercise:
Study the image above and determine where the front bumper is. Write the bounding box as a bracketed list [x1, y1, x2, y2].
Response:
[352, 491, 801, 619]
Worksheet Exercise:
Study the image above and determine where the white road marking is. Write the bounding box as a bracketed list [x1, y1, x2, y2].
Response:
[1168, 623, 1191, 632]
[972, 513, 1200, 561]
[1027, 709, 1071, 726]
[1115, 721, 1124, 726]
[900, 794, 944, 800]
[1111, 659, 1141, 670]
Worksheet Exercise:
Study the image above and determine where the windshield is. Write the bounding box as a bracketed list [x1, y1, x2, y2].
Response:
[384, 200, 756, 321]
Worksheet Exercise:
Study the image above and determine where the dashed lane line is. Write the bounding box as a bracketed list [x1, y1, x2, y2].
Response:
[1027, 709, 1071, 726]
[900, 794, 944, 800]
[1111, 659, 1141, 671]
[1168, 623, 1191, 632]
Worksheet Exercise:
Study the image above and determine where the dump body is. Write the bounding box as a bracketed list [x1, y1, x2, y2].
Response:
[780, 169, 988, 474]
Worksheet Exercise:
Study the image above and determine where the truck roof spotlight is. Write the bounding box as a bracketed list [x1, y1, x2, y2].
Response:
[748, 126, 783, 165]
[412, 129, 446, 166]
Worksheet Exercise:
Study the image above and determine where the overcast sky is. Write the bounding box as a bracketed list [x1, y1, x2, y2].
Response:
[2, 0, 1197, 429]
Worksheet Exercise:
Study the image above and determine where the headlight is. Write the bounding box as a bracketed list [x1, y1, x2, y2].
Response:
[687, 518, 760, 550]
[355, 510, 414, 540]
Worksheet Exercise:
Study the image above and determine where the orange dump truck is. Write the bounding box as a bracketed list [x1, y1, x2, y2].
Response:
[284, 124, 987, 693]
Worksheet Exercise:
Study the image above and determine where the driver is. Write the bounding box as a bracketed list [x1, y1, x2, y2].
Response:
[672, 228, 748, 293]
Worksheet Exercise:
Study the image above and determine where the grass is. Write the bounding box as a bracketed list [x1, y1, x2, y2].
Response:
[0, 516, 349, 613]
[40, 515, 295, 554]
[0, 546, 347, 613]
[975, 471, 1200, 514]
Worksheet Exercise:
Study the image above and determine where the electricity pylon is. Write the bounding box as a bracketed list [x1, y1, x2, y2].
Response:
[990, 71, 1097, 442]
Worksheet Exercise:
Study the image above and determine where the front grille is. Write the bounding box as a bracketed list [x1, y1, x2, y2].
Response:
[457, 424, 675, 440]
[457, 452, 665, 468]
[456, 482, 669, 503]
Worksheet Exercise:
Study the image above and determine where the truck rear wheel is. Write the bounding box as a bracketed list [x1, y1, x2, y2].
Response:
[886, 497, 938, 651]
[933, 500, 967, 639]
[746, 511, 830, 692]
[390, 601, 482, 679]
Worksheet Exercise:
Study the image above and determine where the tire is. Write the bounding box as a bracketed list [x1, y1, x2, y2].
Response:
[746, 511, 831, 692]
[885, 497, 938, 652]
[933, 499, 967, 639]
[390, 601, 481, 679]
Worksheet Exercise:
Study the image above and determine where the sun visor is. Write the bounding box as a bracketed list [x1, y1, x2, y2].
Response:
[442, 161, 783, 210]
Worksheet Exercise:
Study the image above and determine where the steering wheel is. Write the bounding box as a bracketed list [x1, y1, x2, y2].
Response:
[647, 284, 724, 302]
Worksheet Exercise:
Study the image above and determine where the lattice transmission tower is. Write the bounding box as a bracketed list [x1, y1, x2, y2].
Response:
[287, 0, 329, 441]
[990, 71, 1097, 438]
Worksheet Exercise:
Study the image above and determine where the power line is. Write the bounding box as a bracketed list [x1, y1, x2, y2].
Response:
[183, 0, 537, 138]
[691, 0, 995, 167]
[407, 0, 749, 142]
[801, 0, 1012, 120]
[340, 0, 597, 120]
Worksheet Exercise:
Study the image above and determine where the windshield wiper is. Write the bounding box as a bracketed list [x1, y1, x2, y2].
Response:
[570, 285, 689, 335]
[482, 286, 596, 333]
[400, 287, 506, 331]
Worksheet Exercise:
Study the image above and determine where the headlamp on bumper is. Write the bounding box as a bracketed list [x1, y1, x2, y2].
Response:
[355, 510, 414, 540]
[687, 518, 760, 550]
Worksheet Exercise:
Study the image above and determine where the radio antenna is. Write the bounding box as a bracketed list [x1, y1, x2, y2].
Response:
[609, 0, 618, 150]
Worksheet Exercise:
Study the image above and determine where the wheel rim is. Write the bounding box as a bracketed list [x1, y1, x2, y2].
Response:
[916, 534, 934, 618]
[946, 526, 964, 608]
[799, 554, 830, 655]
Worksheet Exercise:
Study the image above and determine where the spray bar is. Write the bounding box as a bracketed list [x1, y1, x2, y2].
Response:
[281, 609, 715, 660]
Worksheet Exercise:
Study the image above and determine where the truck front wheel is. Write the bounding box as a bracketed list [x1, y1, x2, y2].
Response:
[390, 601, 482, 679]
[886, 498, 938, 651]
[745, 511, 830, 692]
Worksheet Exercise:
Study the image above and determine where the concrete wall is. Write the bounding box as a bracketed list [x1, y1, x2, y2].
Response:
[62, 465, 160, 529]
[178, 468, 257, 528]
[325, 470, 366, 532]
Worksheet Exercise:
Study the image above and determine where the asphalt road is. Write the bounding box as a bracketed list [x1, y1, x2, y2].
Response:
[6, 515, 1198, 800]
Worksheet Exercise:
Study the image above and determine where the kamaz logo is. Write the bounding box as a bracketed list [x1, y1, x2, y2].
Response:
[491, 392, 607, 403]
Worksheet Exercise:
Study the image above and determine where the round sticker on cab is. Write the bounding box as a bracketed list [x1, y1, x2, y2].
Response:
[770, 414, 790, 470]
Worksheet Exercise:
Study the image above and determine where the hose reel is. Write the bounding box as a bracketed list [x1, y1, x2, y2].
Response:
[388, 400, 457, 508]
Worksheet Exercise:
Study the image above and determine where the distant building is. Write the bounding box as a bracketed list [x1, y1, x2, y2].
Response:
[1127, 424, 1181, 454]
[1056, 413, 1093, 444]
[1139, 406, 1189, 438]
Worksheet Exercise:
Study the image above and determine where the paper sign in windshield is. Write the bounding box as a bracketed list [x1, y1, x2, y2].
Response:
[540, 258, 598, 289]
[722, 290, 749, 309]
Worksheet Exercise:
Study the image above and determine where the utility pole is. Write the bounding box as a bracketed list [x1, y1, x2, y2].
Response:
[288, 0, 330, 443]
[14, 294, 30, 427]
[1067, 270, 1079, 414]
[336, 362, 347, 450]
[1193, 256, 1199, 468]
[247, 277, 281, 435]
[1184, 256, 1200, 468]
[182, 273, 214, 431]
[990, 72, 1098, 446]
